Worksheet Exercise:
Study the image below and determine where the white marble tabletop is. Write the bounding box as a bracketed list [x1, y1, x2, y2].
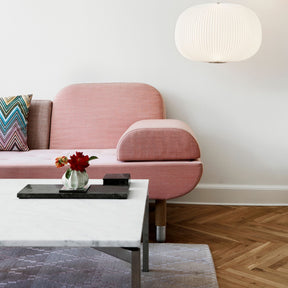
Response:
[0, 179, 149, 248]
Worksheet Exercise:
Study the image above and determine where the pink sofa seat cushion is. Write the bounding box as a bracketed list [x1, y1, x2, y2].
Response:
[117, 119, 200, 161]
[50, 83, 165, 149]
[0, 149, 202, 200]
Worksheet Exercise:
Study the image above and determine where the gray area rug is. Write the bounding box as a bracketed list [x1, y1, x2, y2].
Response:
[0, 244, 218, 288]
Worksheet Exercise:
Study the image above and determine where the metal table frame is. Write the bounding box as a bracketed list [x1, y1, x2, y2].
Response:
[95, 196, 149, 288]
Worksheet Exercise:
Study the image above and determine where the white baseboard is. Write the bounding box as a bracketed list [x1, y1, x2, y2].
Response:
[168, 184, 288, 206]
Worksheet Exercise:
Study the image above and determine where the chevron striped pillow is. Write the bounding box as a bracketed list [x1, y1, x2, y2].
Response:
[0, 94, 33, 151]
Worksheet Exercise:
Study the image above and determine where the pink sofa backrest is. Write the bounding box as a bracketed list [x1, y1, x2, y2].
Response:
[49, 83, 165, 149]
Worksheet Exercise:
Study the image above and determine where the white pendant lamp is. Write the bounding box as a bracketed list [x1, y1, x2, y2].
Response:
[175, 2, 262, 63]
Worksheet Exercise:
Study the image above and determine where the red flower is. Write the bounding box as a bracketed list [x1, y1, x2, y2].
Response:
[68, 152, 90, 172]
[55, 152, 97, 172]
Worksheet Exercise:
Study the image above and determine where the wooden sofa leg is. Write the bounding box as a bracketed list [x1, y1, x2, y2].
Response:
[155, 200, 167, 242]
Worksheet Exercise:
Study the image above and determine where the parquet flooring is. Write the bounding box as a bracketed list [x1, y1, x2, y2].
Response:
[149, 204, 288, 288]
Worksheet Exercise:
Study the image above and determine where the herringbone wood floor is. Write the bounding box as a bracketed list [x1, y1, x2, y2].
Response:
[149, 204, 288, 288]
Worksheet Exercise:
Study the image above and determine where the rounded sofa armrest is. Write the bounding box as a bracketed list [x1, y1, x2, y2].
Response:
[117, 119, 200, 161]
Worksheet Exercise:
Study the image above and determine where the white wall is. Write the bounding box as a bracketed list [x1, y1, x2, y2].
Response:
[1, 0, 287, 204]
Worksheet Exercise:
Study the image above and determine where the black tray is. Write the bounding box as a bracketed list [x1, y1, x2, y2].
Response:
[17, 184, 129, 199]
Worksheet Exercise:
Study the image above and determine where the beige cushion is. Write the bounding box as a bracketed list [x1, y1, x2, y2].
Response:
[27, 100, 52, 149]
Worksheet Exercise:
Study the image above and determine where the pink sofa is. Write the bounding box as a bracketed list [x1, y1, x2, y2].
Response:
[0, 83, 202, 241]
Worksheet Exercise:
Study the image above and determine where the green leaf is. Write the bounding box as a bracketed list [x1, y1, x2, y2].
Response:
[89, 156, 98, 161]
[65, 168, 72, 179]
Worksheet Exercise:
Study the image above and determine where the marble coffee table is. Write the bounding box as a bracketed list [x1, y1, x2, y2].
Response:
[0, 178, 149, 288]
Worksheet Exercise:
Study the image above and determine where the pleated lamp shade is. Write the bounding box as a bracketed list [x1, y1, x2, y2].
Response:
[175, 3, 262, 63]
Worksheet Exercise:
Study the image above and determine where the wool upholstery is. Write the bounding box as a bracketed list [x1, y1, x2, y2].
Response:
[50, 83, 165, 149]
[117, 119, 200, 161]
[27, 100, 52, 150]
[0, 149, 202, 199]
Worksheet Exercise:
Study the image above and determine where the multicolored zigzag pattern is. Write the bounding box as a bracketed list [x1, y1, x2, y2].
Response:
[0, 95, 32, 151]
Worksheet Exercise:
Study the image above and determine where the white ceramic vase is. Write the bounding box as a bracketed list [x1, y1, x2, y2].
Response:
[62, 170, 89, 190]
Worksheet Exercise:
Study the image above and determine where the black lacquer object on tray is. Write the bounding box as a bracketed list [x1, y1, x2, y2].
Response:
[103, 173, 130, 186]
